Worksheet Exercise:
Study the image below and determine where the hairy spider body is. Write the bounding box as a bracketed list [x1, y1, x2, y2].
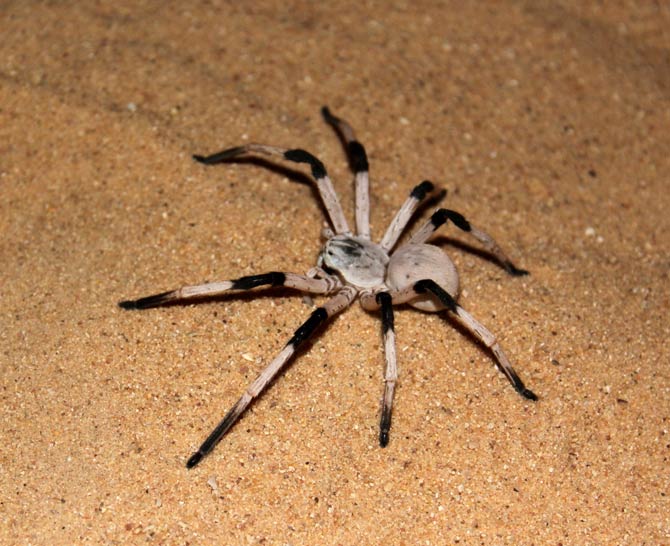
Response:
[119, 106, 537, 469]
[322, 235, 388, 288]
[387, 244, 460, 312]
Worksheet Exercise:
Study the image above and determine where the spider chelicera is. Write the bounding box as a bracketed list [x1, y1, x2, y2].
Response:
[119, 106, 537, 469]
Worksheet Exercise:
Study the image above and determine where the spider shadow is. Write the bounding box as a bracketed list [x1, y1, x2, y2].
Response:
[381, 235, 527, 392]
[206, 155, 457, 243]
[212, 156, 332, 223]
[141, 286, 316, 312]
[390, 302, 514, 396]
[429, 235, 513, 271]
[139, 286, 329, 360]
[164, 287, 336, 428]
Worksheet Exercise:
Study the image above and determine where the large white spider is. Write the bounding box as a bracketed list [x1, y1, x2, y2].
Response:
[120, 107, 537, 469]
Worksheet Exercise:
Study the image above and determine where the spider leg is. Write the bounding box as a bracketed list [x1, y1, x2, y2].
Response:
[186, 286, 357, 468]
[361, 282, 537, 401]
[118, 272, 339, 309]
[413, 279, 537, 400]
[321, 106, 371, 239]
[193, 143, 350, 235]
[375, 292, 397, 447]
[379, 180, 435, 252]
[408, 209, 529, 275]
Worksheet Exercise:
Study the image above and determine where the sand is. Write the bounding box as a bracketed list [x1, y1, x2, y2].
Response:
[1, 1, 669, 544]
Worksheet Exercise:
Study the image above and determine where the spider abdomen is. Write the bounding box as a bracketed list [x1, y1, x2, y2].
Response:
[386, 244, 460, 312]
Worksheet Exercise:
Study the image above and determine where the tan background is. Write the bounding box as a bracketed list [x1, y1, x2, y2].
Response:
[2, 1, 669, 544]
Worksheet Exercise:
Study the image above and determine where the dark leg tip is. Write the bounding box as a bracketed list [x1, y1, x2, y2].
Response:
[504, 261, 530, 276]
[410, 180, 435, 201]
[186, 451, 203, 469]
[321, 105, 334, 122]
[119, 291, 174, 309]
[193, 147, 247, 165]
[379, 431, 389, 448]
[520, 388, 538, 401]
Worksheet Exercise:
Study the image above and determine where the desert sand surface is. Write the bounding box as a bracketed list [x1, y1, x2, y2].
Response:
[2, 2, 669, 544]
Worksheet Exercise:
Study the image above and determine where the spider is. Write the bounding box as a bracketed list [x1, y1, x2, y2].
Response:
[119, 106, 537, 469]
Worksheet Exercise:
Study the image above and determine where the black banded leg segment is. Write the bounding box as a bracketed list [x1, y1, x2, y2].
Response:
[192, 146, 248, 165]
[409, 209, 529, 276]
[118, 272, 338, 310]
[192, 145, 329, 181]
[322, 106, 371, 238]
[186, 308, 327, 469]
[413, 279, 537, 400]
[193, 143, 350, 235]
[376, 292, 397, 447]
[379, 180, 435, 252]
[186, 287, 357, 468]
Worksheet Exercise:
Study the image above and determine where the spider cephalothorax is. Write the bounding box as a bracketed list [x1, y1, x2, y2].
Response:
[120, 107, 537, 469]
